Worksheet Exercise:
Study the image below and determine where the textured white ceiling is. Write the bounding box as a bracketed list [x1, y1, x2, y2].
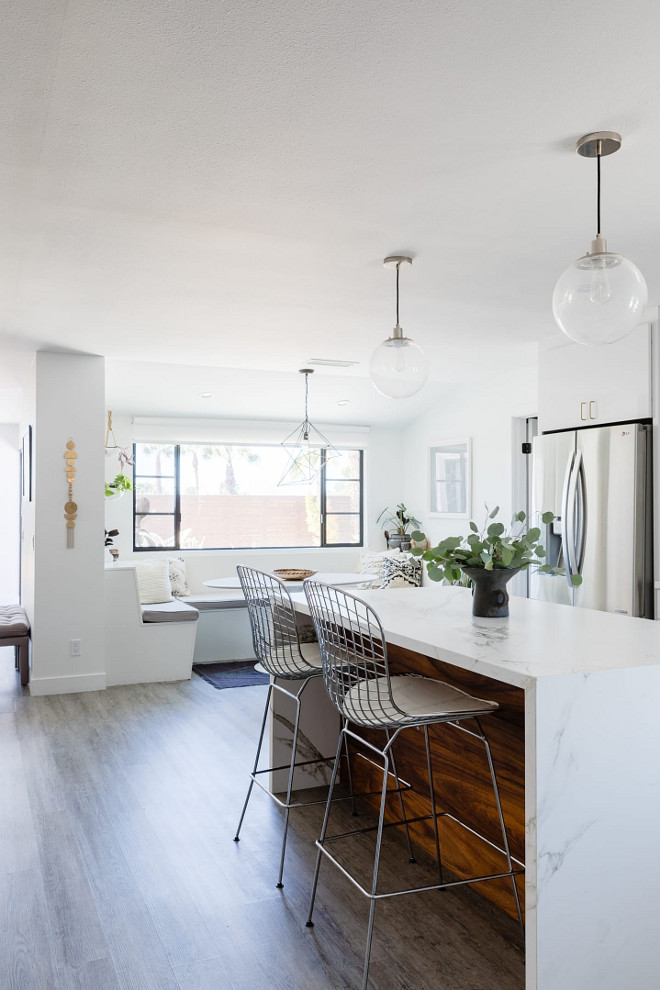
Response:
[2, 0, 660, 421]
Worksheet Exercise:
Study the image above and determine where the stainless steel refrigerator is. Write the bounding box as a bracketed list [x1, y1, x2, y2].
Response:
[530, 422, 653, 617]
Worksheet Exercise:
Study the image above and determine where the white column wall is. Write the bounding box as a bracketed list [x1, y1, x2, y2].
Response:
[30, 352, 106, 695]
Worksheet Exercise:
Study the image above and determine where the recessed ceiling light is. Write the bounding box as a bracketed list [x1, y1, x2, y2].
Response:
[307, 358, 359, 368]
[337, 399, 351, 406]
[199, 392, 213, 398]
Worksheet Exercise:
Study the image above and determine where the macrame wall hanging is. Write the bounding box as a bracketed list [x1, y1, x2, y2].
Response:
[64, 440, 78, 548]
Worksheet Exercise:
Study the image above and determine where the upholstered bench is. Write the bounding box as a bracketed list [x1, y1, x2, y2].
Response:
[0, 605, 30, 686]
[140, 600, 200, 623]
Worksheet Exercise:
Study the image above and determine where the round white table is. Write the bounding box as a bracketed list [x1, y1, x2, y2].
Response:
[203, 572, 377, 592]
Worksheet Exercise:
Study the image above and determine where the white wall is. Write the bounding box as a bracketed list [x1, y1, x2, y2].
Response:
[30, 353, 106, 695]
[401, 378, 537, 547]
[0, 424, 20, 603]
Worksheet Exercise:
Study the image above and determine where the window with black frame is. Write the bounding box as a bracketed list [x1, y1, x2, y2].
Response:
[132, 442, 363, 551]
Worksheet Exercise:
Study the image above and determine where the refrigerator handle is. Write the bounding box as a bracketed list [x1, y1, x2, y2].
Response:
[575, 451, 587, 575]
[561, 450, 577, 588]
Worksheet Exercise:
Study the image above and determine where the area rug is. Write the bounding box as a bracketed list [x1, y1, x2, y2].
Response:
[193, 661, 269, 690]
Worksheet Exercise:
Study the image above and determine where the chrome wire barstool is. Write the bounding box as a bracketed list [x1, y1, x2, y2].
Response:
[303, 580, 524, 990]
[233, 566, 354, 888]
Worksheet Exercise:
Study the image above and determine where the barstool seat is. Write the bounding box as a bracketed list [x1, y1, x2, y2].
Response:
[343, 673, 498, 725]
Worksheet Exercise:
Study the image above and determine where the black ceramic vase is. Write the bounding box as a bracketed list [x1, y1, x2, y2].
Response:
[461, 567, 521, 618]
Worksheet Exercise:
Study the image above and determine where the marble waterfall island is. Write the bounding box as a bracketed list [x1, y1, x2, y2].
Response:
[286, 585, 660, 990]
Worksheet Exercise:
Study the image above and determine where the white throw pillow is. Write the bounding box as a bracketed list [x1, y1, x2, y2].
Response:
[135, 561, 173, 604]
[167, 557, 191, 597]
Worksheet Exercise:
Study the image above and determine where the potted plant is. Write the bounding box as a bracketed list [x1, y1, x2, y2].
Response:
[411, 505, 582, 617]
[105, 528, 119, 562]
[105, 473, 132, 498]
[377, 503, 422, 551]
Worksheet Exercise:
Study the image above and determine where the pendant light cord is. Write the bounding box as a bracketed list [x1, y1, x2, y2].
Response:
[304, 372, 309, 422]
[396, 262, 400, 325]
[596, 141, 601, 235]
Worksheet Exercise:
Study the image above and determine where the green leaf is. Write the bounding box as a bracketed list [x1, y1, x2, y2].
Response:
[489, 505, 500, 519]
[570, 574, 583, 586]
[410, 530, 425, 541]
[500, 546, 514, 567]
[541, 511, 555, 525]
[526, 527, 541, 542]
[484, 557, 494, 571]
[411, 548, 423, 556]
[487, 522, 505, 538]
[534, 546, 546, 557]
[516, 510, 526, 522]
[469, 521, 478, 532]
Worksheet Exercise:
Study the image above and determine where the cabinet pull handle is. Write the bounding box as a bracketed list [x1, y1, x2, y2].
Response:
[580, 401, 588, 421]
[589, 400, 597, 420]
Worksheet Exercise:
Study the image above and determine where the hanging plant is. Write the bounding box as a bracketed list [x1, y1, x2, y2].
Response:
[105, 473, 132, 498]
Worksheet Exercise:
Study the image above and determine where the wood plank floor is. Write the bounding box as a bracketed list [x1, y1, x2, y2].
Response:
[0, 653, 524, 989]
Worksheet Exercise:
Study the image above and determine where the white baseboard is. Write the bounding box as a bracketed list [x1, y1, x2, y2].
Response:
[28, 672, 107, 696]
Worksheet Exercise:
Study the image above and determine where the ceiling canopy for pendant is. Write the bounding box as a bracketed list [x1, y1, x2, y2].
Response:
[553, 131, 647, 346]
[277, 369, 339, 486]
[369, 256, 428, 398]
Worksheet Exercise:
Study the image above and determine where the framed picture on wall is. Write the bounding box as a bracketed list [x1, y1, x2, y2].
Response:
[22, 426, 32, 502]
[428, 439, 471, 517]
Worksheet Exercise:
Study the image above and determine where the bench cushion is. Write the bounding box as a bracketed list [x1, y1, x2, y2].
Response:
[179, 593, 247, 612]
[0, 605, 29, 637]
[141, 601, 199, 623]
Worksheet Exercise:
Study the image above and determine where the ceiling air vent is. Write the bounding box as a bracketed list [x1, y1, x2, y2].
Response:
[306, 358, 359, 368]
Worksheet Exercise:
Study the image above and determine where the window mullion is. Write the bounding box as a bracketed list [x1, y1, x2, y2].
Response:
[175, 445, 181, 549]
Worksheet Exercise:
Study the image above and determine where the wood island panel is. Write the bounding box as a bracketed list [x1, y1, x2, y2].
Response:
[346, 641, 525, 920]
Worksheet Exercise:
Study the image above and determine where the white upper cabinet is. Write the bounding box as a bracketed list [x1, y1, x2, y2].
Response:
[538, 323, 653, 433]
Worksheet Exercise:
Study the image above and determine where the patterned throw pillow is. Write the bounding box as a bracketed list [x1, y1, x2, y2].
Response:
[168, 557, 191, 597]
[380, 555, 422, 589]
[356, 549, 405, 590]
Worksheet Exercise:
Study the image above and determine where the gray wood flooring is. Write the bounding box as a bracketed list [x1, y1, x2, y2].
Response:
[0, 652, 524, 989]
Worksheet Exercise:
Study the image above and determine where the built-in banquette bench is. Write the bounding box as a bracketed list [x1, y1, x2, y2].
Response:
[104, 565, 200, 686]
[104, 550, 423, 687]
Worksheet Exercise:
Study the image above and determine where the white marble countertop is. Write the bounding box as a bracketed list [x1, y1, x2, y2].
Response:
[291, 584, 660, 689]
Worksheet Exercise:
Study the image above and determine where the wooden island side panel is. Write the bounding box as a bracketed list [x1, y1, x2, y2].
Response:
[347, 642, 526, 920]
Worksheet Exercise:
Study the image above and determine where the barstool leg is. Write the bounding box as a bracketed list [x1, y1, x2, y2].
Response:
[424, 724, 444, 883]
[306, 727, 346, 928]
[475, 719, 524, 939]
[384, 728, 415, 863]
[234, 683, 273, 843]
[343, 726, 358, 816]
[361, 748, 391, 990]
[276, 679, 311, 888]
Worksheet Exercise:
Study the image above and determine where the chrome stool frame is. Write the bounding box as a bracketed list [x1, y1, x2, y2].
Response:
[303, 580, 524, 989]
[233, 566, 357, 888]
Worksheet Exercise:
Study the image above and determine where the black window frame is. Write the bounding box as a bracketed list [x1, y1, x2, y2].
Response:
[132, 442, 363, 552]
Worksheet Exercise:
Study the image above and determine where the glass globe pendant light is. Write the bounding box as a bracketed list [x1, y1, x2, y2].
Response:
[553, 131, 647, 346]
[370, 256, 428, 398]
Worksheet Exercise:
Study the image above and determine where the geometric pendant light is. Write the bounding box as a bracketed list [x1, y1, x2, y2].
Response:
[552, 131, 647, 346]
[369, 256, 428, 397]
[277, 369, 339, 486]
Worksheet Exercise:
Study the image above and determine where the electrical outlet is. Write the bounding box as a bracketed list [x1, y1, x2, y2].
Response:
[70, 639, 82, 657]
